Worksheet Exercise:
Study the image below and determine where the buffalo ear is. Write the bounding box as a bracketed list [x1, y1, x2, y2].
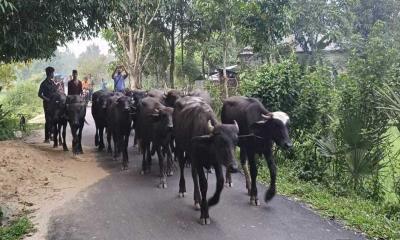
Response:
[191, 135, 212, 148]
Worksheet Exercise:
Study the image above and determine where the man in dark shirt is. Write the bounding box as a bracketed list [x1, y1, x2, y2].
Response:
[38, 66, 57, 143]
[68, 70, 83, 96]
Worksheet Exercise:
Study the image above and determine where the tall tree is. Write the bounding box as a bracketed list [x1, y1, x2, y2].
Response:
[106, 0, 160, 89]
[0, 0, 110, 62]
[290, 0, 351, 55]
[77, 44, 111, 85]
[352, 0, 400, 39]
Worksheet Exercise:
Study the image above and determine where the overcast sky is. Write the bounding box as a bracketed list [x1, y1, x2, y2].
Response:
[58, 36, 111, 57]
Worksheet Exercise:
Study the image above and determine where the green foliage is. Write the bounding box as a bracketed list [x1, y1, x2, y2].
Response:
[257, 162, 400, 240]
[351, 0, 400, 39]
[0, 64, 20, 90]
[204, 82, 223, 116]
[0, 0, 110, 62]
[290, 0, 351, 54]
[77, 44, 112, 85]
[240, 56, 334, 133]
[0, 217, 34, 240]
[1, 77, 42, 119]
[175, 47, 202, 83]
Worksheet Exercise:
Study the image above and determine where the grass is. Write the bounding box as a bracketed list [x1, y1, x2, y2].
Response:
[257, 161, 400, 239]
[0, 217, 34, 240]
[383, 127, 400, 203]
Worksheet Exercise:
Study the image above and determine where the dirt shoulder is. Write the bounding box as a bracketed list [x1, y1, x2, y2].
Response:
[0, 133, 109, 239]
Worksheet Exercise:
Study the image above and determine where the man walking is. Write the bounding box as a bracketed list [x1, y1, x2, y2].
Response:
[38, 66, 57, 143]
[112, 65, 129, 92]
[68, 70, 83, 96]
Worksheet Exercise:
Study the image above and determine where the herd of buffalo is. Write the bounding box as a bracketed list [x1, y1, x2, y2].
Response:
[46, 88, 293, 225]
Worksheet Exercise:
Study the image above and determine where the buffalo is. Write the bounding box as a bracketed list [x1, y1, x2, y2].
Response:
[92, 90, 113, 151]
[105, 92, 125, 153]
[106, 94, 132, 169]
[174, 96, 239, 225]
[221, 96, 292, 205]
[47, 92, 68, 151]
[135, 96, 174, 188]
[66, 95, 87, 155]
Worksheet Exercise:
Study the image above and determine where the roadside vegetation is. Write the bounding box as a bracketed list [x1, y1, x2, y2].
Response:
[0, 216, 34, 240]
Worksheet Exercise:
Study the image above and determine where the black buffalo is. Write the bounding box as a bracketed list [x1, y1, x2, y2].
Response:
[174, 96, 239, 225]
[187, 89, 211, 105]
[92, 90, 113, 151]
[66, 95, 87, 155]
[107, 94, 132, 169]
[221, 96, 292, 205]
[47, 92, 68, 151]
[125, 89, 148, 146]
[147, 89, 166, 104]
[135, 96, 174, 188]
[105, 92, 125, 153]
[164, 89, 183, 107]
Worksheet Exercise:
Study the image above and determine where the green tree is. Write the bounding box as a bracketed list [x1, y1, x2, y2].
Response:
[0, 0, 110, 62]
[77, 44, 112, 87]
[105, 0, 161, 89]
[290, 0, 351, 56]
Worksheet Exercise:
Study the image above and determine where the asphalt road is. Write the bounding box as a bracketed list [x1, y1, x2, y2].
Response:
[46, 108, 364, 240]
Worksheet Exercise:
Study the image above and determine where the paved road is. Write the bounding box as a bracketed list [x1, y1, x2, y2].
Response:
[46, 108, 364, 240]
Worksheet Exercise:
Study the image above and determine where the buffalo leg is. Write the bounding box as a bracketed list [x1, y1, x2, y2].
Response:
[140, 142, 150, 174]
[95, 127, 99, 146]
[209, 164, 224, 207]
[197, 164, 210, 225]
[248, 150, 259, 206]
[178, 149, 186, 197]
[263, 147, 277, 203]
[146, 143, 152, 173]
[166, 145, 174, 176]
[191, 162, 201, 210]
[225, 168, 232, 187]
[156, 147, 167, 188]
[78, 126, 83, 154]
[53, 123, 59, 148]
[240, 148, 251, 195]
[98, 126, 105, 151]
[62, 123, 68, 151]
[58, 124, 62, 145]
[71, 126, 77, 154]
[106, 129, 112, 153]
[112, 132, 119, 160]
[121, 135, 129, 170]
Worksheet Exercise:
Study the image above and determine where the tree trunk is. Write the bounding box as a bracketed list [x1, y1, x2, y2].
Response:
[222, 45, 228, 99]
[222, 27, 229, 99]
[169, 17, 176, 89]
[201, 51, 206, 79]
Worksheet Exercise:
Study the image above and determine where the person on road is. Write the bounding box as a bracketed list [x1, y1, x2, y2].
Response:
[88, 74, 95, 101]
[101, 78, 107, 90]
[112, 65, 128, 92]
[68, 70, 83, 96]
[82, 76, 90, 102]
[38, 66, 57, 143]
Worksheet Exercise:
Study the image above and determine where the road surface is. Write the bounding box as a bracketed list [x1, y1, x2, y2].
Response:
[46, 108, 364, 240]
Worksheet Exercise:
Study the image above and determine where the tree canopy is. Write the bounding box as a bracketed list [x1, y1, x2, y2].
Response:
[0, 0, 110, 62]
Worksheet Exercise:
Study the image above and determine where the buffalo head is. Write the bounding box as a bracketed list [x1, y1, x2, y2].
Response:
[192, 120, 239, 171]
[250, 111, 292, 150]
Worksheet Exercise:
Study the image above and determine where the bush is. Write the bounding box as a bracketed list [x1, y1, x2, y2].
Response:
[0, 217, 33, 240]
[1, 77, 43, 119]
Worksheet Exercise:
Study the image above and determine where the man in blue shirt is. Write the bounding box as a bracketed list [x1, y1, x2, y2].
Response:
[112, 65, 129, 92]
